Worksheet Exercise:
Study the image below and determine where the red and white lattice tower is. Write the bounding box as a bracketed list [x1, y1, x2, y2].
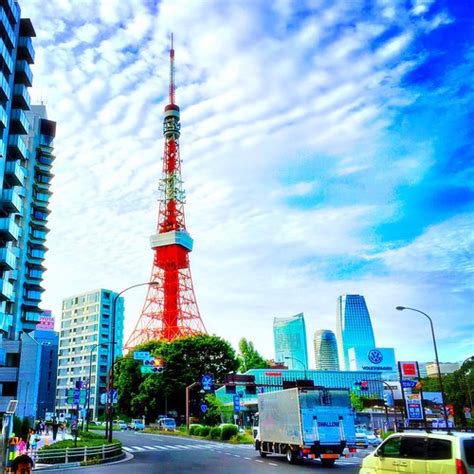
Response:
[125, 35, 206, 348]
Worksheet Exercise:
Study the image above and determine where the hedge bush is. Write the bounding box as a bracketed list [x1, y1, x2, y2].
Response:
[221, 424, 238, 441]
[199, 426, 211, 437]
[189, 424, 203, 436]
[209, 427, 221, 440]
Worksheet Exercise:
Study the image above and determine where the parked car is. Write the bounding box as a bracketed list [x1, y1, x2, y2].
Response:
[113, 420, 127, 431]
[128, 419, 145, 431]
[360, 430, 474, 473]
[355, 432, 369, 449]
[157, 417, 176, 431]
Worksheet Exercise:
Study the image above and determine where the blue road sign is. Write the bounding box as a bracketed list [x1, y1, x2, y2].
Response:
[201, 374, 213, 391]
[200, 404, 208, 413]
[233, 395, 241, 413]
[133, 351, 151, 360]
[402, 380, 417, 389]
[257, 386, 265, 394]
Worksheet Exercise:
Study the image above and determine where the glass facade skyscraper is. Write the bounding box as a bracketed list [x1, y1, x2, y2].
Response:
[335, 294, 376, 370]
[0, 5, 57, 416]
[273, 313, 308, 370]
[314, 329, 339, 370]
[56, 289, 124, 419]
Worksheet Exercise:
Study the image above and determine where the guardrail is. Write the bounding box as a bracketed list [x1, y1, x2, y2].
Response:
[34, 442, 122, 465]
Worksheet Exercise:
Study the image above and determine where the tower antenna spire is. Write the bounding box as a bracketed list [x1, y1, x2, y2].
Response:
[169, 32, 175, 105]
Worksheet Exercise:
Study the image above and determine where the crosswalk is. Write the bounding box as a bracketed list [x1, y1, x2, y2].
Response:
[123, 443, 238, 453]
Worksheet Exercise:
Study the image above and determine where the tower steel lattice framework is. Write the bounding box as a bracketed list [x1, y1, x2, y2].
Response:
[125, 36, 206, 348]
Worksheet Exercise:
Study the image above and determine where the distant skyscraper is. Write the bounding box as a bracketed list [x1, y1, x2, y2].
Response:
[314, 330, 339, 370]
[335, 295, 376, 370]
[56, 289, 124, 420]
[274, 313, 308, 370]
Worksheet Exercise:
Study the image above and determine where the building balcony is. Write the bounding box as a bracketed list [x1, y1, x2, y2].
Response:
[13, 83, 30, 110]
[22, 310, 42, 324]
[26, 252, 45, 267]
[0, 247, 16, 270]
[8, 269, 18, 281]
[0, 8, 15, 50]
[14, 60, 33, 87]
[7, 134, 27, 160]
[0, 188, 22, 213]
[0, 278, 14, 301]
[0, 313, 13, 333]
[0, 72, 10, 102]
[4, 160, 25, 186]
[0, 37, 13, 75]
[0, 105, 7, 129]
[0, 217, 19, 241]
[33, 195, 49, 210]
[17, 36, 35, 64]
[28, 231, 46, 246]
[10, 108, 28, 135]
[1, 0, 18, 26]
[0, 367, 17, 382]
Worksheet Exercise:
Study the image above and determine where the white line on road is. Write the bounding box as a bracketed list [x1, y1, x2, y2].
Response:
[143, 446, 156, 450]
[153, 445, 167, 450]
[244, 457, 251, 460]
[255, 460, 264, 463]
[131, 446, 145, 451]
[175, 445, 192, 449]
[122, 447, 133, 452]
[164, 445, 180, 450]
[233, 454, 240, 457]
[268, 463, 278, 466]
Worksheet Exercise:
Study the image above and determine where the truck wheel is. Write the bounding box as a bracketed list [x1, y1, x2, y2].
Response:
[286, 448, 297, 464]
[321, 459, 336, 467]
[259, 448, 267, 458]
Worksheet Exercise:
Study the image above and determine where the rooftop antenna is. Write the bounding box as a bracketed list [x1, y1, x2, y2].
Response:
[169, 32, 175, 105]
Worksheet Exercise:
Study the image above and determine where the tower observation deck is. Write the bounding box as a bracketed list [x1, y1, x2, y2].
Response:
[125, 35, 206, 348]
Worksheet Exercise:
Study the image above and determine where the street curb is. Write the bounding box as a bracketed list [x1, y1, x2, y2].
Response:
[34, 462, 81, 471]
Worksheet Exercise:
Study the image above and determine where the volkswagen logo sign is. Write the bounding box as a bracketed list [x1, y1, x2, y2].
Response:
[368, 349, 383, 364]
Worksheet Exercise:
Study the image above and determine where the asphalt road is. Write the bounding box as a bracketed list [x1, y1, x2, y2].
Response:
[37, 430, 363, 473]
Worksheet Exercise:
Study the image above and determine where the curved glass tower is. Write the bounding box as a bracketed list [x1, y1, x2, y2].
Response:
[314, 329, 339, 370]
[273, 313, 308, 370]
[335, 295, 376, 370]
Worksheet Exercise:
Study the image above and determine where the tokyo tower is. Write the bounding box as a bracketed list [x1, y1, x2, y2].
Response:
[125, 35, 206, 349]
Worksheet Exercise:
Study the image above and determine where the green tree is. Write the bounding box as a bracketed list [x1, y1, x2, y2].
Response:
[350, 391, 363, 412]
[237, 338, 269, 372]
[115, 335, 239, 422]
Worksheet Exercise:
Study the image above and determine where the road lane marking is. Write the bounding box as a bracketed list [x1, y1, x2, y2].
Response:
[269, 463, 278, 466]
[244, 457, 251, 460]
[153, 445, 167, 450]
[233, 454, 240, 457]
[164, 445, 180, 450]
[256, 460, 264, 463]
[122, 447, 133, 452]
[131, 446, 145, 451]
[143, 446, 156, 450]
[175, 445, 192, 449]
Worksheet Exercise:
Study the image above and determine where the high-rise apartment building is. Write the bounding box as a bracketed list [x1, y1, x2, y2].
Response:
[0, 4, 57, 416]
[56, 289, 124, 420]
[335, 295, 376, 371]
[33, 311, 58, 419]
[314, 329, 339, 371]
[273, 313, 308, 370]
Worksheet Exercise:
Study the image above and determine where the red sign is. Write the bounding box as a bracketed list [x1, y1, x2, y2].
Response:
[400, 361, 418, 378]
[36, 315, 55, 331]
[265, 372, 282, 377]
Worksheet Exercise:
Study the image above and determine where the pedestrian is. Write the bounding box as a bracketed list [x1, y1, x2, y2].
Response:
[51, 418, 59, 441]
[29, 431, 40, 455]
[10, 453, 34, 474]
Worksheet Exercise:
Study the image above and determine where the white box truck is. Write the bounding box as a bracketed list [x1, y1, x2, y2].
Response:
[253, 387, 356, 467]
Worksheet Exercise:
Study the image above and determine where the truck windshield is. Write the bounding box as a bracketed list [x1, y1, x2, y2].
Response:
[300, 389, 350, 408]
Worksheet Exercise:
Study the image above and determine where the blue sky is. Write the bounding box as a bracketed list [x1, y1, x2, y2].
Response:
[21, 0, 473, 365]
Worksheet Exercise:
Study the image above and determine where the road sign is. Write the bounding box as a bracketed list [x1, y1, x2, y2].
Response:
[401, 380, 417, 389]
[140, 366, 164, 374]
[201, 374, 213, 391]
[233, 395, 241, 413]
[133, 351, 151, 360]
[200, 404, 208, 413]
[257, 386, 264, 394]
[100, 393, 107, 404]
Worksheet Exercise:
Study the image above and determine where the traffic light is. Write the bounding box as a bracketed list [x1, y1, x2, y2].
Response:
[360, 380, 369, 391]
[225, 384, 236, 394]
[245, 384, 256, 395]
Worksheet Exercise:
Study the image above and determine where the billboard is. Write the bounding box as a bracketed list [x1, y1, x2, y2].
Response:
[348, 347, 396, 372]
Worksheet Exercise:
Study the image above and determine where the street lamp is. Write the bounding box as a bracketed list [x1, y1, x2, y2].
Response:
[396, 306, 450, 429]
[284, 356, 308, 380]
[106, 281, 159, 442]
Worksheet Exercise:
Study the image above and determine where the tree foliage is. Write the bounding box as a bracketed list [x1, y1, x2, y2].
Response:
[115, 335, 239, 422]
[237, 338, 269, 372]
